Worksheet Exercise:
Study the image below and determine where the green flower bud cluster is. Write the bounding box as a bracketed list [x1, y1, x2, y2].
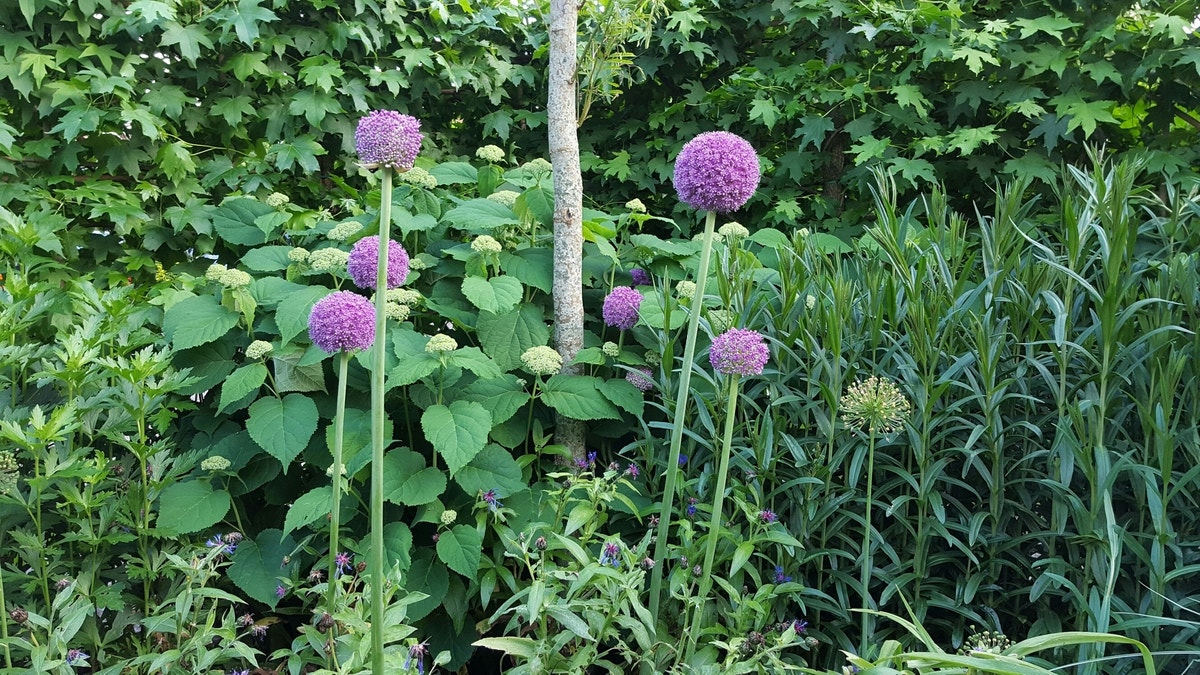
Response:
[426, 334, 458, 353]
[200, 456, 231, 472]
[385, 302, 410, 322]
[675, 280, 696, 300]
[521, 346, 562, 376]
[602, 341, 621, 357]
[327, 221, 364, 242]
[399, 166, 438, 189]
[471, 235, 502, 255]
[0, 450, 19, 495]
[288, 247, 310, 263]
[718, 221, 749, 239]
[246, 340, 274, 360]
[486, 190, 520, 208]
[475, 145, 505, 163]
[625, 198, 647, 213]
[206, 263, 252, 288]
[266, 192, 290, 208]
[308, 248, 350, 274]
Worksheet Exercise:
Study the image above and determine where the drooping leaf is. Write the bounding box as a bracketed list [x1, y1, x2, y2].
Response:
[461, 275, 523, 314]
[282, 486, 332, 535]
[541, 375, 621, 420]
[436, 525, 482, 578]
[421, 401, 492, 476]
[453, 443, 526, 497]
[156, 481, 230, 535]
[218, 362, 268, 413]
[246, 394, 319, 469]
[383, 449, 447, 506]
[227, 529, 297, 609]
[163, 294, 239, 350]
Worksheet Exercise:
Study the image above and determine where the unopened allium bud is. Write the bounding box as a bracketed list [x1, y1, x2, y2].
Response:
[266, 192, 290, 208]
[486, 190, 519, 208]
[219, 268, 253, 288]
[440, 510, 457, 525]
[308, 248, 350, 274]
[327, 221, 364, 242]
[602, 341, 621, 357]
[471, 235, 502, 255]
[204, 263, 227, 281]
[426, 334, 458, 353]
[625, 198, 647, 213]
[521, 346, 562, 376]
[644, 351, 661, 366]
[840, 376, 912, 434]
[201, 456, 232, 472]
[718, 221, 750, 239]
[245, 340, 273, 360]
[476, 145, 506, 163]
[675, 280, 696, 300]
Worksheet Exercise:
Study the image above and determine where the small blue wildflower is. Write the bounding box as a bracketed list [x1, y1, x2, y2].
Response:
[598, 541, 622, 568]
[625, 462, 640, 479]
[773, 565, 793, 584]
[792, 619, 809, 634]
[482, 489, 502, 512]
[686, 497, 698, 518]
[404, 639, 430, 675]
[759, 509, 777, 524]
[335, 552, 352, 577]
[678, 454, 688, 467]
[66, 648, 89, 666]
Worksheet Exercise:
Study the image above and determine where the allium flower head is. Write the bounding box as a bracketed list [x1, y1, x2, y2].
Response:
[471, 235, 502, 255]
[840, 376, 912, 434]
[476, 145, 505, 163]
[307, 291, 376, 353]
[709, 328, 769, 376]
[486, 190, 519, 208]
[520, 346, 562, 376]
[425, 333, 458, 353]
[245, 340, 273, 360]
[672, 131, 760, 213]
[626, 367, 654, 392]
[347, 236, 409, 290]
[602, 287, 642, 330]
[355, 110, 423, 170]
[629, 267, 651, 286]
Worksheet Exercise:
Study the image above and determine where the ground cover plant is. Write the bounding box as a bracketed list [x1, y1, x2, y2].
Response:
[1, 1, 1199, 674]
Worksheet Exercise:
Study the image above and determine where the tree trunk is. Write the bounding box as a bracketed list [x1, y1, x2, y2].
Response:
[548, 0, 587, 459]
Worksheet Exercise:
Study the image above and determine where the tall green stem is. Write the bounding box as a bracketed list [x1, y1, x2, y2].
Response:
[860, 428, 878, 657]
[326, 353, 350, 647]
[0, 539, 10, 671]
[370, 167, 393, 675]
[685, 372, 740, 663]
[648, 210, 717, 623]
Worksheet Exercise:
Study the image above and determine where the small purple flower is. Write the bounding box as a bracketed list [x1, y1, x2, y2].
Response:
[758, 509, 777, 524]
[230, 670, 249, 675]
[482, 489, 502, 512]
[206, 534, 237, 556]
[599, 541, 622, 568]
[347, 235, 410, 290]
[673, 131, 760, 213]
[773, 565, 793, 584]
[276, 584, 287, 599]
[251, 624, 268, 639]
[55, 577, 71, 591]
[791, 619, 809, 634]
[404, 639, 430, 675]
[625, 462, 640, 479]
[630, 267, 651, 286]
[709, 328, 770, 376]
[678, 454, 688, 467]
[238, 612, 255, 628]
[602, 286, 642, 330]
[308, 291, 376, 353]
[626, 367, 654, 392]
[686, 497, 698, 518]
[335, 552, 352, 577]
[574, 451, 598, 470]
[66, 648, 88, 666]
[355, 110, 423, 171]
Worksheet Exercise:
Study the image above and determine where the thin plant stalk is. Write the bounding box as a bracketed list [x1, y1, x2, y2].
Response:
[685, 371, 741, 663]
[648, 209, 717, 623]
[370, 166, 393, 675]
[326, 350, 351, 666]
[860, 426, 878, 657]
[0, 544, 9, 670]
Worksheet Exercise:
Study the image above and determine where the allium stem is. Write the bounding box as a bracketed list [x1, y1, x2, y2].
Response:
[0, 548, 10, 670]
[327, 352, 350, 635]
[370, 167, 392, 675]
[860, 427, 877, 657]
[686, 371, 741, 663]
[648, 210, 717, 626]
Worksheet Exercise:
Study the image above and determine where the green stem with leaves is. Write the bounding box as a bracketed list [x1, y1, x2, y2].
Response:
[685, 371, 740, 663]
[648, 209, 717, 624]
[370, 166, 393, 675]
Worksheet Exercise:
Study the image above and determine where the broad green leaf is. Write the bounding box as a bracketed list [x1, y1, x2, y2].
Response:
[472, 637, 537, 659]
[638, 292, 685, 330]
[275, 286, 332, 345]
[246, 394, 319, 469]
[383, 449, 447, 506]
[597, 377, 644, 417]
[436, 524, 482, 578]
[241, 245, 293, 272]
[212, 197, 273, 246]
[500, 248, 553, 293]
[269, 135, 326, 172]
[541, 375, 621, 420]
[175, 341, 237, 395]
[628, 233, 696, 258]
[384, 522, 414, 573]
[748, 96, 780, 130]
[514, 186, 553, 226]
[1050, 93, 1118, 137]
[163, 294, 239, 350]
[459, 374, 529, 425]
[429, 161, 477, 185]
[230, 0, 278, 46]
[443, 198, 519, 231]
[421, 401, 492, 476]
[156, 481, 230, 535]
[218, 363, 268, 413]
[405, 551, 449, 621]
[476, 305, 549, 370]
[282, 486, 331, 535]
[227, 529, 296, 609]
[1013, 15, 1080, 40]
[160, 22, 213, 66]
[447, 347, 504, 380]
[453, 443, 526, 497]
[461, 275, 522, 313]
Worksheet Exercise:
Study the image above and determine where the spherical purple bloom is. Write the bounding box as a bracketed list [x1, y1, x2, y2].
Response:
[626, 367, 654, 392]
[630, 267, 651, 286]
[308, 291, 376, 353]
[602, 287, 642, 330]
[355, 110, 423, 170]
[347, 236, 409, 290]
[672, 131, 760, 213]
[709, 328, 769, 376]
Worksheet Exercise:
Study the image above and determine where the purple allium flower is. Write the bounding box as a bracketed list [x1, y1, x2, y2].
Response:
[482, 489, 502, 512]
[602, 286, 642, 330]
[630, 267, 651, 286]
[355, 110, 423, 170]
[347, 235, 409, 290]
[672, 131, 760, 213]
[599, 541, 622, 568]
[404, 639, 430, 675]
[773, 565, 793, 584]
[626, 367, 654, 392]
[709, 328, 770, 376]
[308, 291, 376, 353]
[758, 509, 777, 524]
[66, 648, 88, 666]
